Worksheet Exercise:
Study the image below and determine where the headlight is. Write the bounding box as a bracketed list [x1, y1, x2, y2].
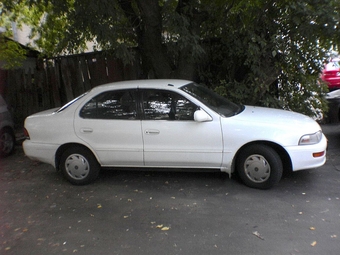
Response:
[299, 131, 322, 145]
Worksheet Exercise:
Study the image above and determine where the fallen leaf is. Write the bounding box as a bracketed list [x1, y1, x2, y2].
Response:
[123, 216, 129, 219]
[309, 227, 315, 231]
[252, 231, 264, 240]
[161, 227, 170, 231]
[97, 204, 102, 209]
[156, 224, 163, 229]
[311, 241, 317, 247]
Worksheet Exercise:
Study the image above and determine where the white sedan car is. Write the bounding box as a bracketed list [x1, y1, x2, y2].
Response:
[23, 80, 327, 189]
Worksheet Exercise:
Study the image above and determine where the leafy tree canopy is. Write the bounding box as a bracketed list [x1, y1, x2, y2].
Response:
[1, 0, 340, 117]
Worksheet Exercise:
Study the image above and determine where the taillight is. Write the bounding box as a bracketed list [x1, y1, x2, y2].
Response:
[23, 128, 30, 140]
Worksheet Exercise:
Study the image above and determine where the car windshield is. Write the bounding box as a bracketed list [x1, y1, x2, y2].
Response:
[56, 92, 88, 113]
[181, 83, 244, 117]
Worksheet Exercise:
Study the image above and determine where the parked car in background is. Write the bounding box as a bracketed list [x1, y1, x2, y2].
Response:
[0, 95, 15, 157]
[321, 58, 340, 91]
[23, 80, 327, 189]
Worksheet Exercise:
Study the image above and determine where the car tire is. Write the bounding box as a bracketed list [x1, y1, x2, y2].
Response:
[236, 144, 283, 189]
[60, 146, 100, 185]
[0, 127, 15, 157]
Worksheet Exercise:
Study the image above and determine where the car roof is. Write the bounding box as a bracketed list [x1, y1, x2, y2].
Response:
[90, 79, 193, 93]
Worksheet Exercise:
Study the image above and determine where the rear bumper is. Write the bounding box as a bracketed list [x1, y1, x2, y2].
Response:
[324, 78, 340, 90]
[23, 140, 58, 168]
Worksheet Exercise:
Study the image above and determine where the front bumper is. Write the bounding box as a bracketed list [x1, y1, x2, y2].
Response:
[285, 133, 327, 171]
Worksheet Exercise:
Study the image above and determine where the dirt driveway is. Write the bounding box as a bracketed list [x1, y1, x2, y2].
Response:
[1, 124, 340, 255]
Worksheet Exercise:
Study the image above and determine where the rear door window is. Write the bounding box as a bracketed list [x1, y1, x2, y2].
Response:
[80, 89, 138, 120]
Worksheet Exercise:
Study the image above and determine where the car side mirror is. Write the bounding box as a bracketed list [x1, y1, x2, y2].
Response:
[194, 109, 212, 122]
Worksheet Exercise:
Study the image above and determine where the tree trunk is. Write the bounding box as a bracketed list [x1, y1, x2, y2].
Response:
[136, 0, 173, 78]
[120, 0, 201, 80]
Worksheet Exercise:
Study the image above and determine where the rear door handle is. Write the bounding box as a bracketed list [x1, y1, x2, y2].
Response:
[80, 128, 93, 133]
[145, 129, 160, 135]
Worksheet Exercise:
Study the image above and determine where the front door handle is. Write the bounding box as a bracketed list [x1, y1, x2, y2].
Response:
[145, 129, 160, 135]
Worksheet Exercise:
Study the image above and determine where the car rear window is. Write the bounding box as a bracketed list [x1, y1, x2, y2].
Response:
[57, 92, 88, 113]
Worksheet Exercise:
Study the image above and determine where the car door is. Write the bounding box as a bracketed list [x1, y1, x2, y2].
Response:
[141, 89, 223, 168]
[74, 89, 144, 166]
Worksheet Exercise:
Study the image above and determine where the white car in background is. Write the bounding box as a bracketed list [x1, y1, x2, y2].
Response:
[0, 95, 15, 157]
[23, 80, 327, 189]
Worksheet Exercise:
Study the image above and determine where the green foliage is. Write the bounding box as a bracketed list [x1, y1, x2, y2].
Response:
[0, 37, 27, 69]
[1, 0, 339, 117]
[0, 1, 39, 68]
[199, 0, 337, 117]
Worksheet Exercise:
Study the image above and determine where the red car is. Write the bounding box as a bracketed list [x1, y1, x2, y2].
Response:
[321, 58, 340, 91]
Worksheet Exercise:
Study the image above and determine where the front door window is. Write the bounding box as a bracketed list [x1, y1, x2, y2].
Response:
[142, 90, 197, 121]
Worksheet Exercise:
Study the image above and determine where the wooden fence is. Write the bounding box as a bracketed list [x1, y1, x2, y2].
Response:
[2, 51, 141, 128]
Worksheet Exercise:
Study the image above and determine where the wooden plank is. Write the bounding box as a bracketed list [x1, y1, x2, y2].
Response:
[13, 69, 25, 127]
[43, 60, 62, 108]
[87, 54, 108, 87]
[34, 68, 43, 112]
[36, 60, 50, 109]
[0, 69, 7, 96]
[78, 56, 92, 90]
[25, 68, 36, 115]
[106, 56, 123, 82]
[60, 58, 74, 102]
[70, 57, 84, 97]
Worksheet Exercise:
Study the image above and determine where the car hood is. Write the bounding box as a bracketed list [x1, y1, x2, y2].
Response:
[232, 106, 320, 132]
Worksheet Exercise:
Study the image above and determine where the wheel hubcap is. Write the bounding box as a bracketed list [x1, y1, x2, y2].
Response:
[65, 154, 90, 180]
[1, 133, 14, 154]
[244, 154, 270, 183]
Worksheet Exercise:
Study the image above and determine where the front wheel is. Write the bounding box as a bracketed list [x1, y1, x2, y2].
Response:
[60, 146, 100, 185]
[236, 144, 283, 189]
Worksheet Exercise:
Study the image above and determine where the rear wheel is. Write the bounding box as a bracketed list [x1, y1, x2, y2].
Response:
[60, 146, 100, 185]
[0, 127, 15, 157]
[236, 144, 283, 189]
